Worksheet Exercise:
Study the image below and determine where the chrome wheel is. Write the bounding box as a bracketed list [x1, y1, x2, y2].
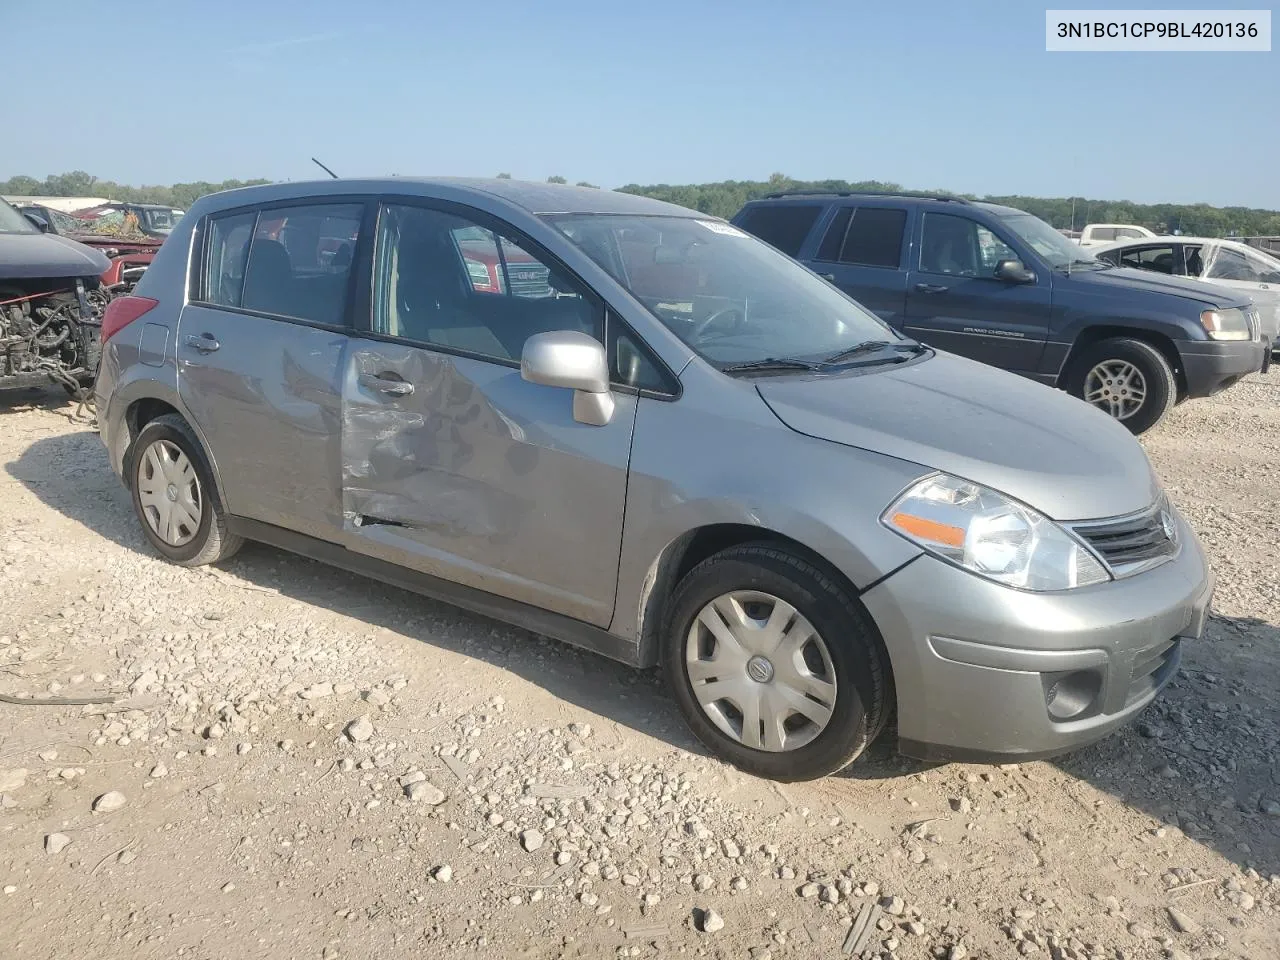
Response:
[684, 591, 837, 752]
[1084, 360, 1147, 420]
[136, 439, 203, 547]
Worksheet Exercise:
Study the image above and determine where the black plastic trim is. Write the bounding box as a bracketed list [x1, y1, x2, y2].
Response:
[226, 517, 643, 667]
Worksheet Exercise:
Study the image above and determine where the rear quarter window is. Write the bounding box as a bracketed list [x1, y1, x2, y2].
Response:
[736, 204, 822, 257]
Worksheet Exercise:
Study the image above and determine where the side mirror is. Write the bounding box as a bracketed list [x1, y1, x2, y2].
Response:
[24, 212, 50, 233]
[994, 259, 1036, 284]
[521, 330, 615, 426]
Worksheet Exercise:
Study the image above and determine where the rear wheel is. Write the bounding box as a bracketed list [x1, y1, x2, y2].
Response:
[1066, 337, 1176, 435]
[128, 414, 242, 566]
[662, 544, 888, 782]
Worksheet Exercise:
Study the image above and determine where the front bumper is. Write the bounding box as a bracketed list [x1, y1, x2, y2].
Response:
[1178, 339, 1266, 398]
[861, 514, 1212, 763]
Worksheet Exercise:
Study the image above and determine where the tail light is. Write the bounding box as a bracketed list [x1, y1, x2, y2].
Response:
[101, 295, 158, 343]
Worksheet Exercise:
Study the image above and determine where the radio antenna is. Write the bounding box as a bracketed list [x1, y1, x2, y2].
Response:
[311, 157, 338, 179]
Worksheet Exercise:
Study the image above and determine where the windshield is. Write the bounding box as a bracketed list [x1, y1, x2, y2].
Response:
[547, 214, 897, 367]
[139, 207, 182, 233]
[1000, 213, 1097, 269]
[0, 198, 38, 235]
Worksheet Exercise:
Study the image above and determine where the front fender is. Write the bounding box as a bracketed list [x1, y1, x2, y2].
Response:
[611, 387, 927, 657]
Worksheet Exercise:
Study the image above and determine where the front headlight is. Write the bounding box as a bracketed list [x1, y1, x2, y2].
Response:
[1200, 308, 1251, 341]
[882, 474, 1110, 591]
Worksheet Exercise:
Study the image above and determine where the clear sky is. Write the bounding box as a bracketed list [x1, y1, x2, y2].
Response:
[4, 0, 1277, 206]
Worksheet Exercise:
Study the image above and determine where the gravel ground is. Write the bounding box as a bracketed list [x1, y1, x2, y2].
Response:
[0, 372, 1277, 960]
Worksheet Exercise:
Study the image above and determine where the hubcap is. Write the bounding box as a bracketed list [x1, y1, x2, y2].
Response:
[1084, 360, 1147, 420]
[746, 655, 775, 683]
[684, 591, 837, 753]
[136, 439, 202, 547]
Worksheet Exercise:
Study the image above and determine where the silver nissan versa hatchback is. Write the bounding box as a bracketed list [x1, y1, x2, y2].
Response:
[95, 179, 1214, 781]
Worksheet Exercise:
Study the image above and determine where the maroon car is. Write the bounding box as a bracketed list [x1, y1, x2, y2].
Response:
[15, 203, 161, 293]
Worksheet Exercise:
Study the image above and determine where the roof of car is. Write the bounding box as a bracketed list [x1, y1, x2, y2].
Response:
[192, 177, 699, 219]
[1094, 235, 1254, 252]
[746, 191, 1027, 217]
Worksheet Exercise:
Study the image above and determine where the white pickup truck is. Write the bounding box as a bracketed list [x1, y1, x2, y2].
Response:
[1077, 223, 1156, 248]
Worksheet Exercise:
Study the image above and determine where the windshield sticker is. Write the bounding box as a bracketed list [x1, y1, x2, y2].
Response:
[696, 220, 749, 238]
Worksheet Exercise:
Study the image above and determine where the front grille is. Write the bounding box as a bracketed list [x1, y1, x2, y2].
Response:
[1245, 307, 1261, 341]
[506, 264, 551, 298]
[1125, 637, 1180, 707]
[1071, 502, 1177, 577]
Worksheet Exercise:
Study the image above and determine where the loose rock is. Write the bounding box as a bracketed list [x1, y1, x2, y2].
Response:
[345, 716, 374, 743]
[405, 780, 445, 805]
[520, 828, 544, 852]
[92, 791, 127, 813]
[44, 833, 71, 855]
[700, 908, 724, 933]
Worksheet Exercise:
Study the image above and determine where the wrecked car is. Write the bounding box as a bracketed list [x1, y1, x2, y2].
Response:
[16, 202, 161, 294]
[1, 197, 111, 395]
[72, 201, 184, 238]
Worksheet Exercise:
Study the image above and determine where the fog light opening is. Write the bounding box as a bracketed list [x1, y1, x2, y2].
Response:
[1043, 670, 1102, 722]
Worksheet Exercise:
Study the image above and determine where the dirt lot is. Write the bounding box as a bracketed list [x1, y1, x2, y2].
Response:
[0, 372, 1278, 960]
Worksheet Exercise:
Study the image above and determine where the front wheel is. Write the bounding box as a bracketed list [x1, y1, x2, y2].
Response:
[1066, 337, 1176, 435]
[662, 544, 889, 782]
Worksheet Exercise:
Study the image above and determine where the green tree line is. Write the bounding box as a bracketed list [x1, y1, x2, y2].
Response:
[0, 171, 271, 212]
[618, 172, 1280, 237]
[6, 170, 1277, 237]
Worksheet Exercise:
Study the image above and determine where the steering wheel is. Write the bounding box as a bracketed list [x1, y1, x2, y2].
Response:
[691, 306, 744, 341]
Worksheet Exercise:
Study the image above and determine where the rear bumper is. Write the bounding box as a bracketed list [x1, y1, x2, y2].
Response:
[861, 512, 1213, 763]
[1178, 340, 1266, 398]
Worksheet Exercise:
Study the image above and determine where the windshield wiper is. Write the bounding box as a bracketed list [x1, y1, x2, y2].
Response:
[818, 340, 925, 367]
[721, 357, 823, 374]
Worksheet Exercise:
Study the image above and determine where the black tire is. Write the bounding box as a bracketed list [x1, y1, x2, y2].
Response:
[662, 543, 889, 782]
[1066, 337, 1176, 435]
[127, 413, 243, 566]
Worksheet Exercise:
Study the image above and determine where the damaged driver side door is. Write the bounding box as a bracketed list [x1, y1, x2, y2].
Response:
[338, 201, 637, 627]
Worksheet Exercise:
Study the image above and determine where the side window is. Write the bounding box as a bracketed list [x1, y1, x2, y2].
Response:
[1090, 227, 1117, 242]
[373, 204, 603, 363]
[1204, 246, 1265, 282]
[1183, 245, 1204, 277]
[1118, 245, 1175, 274]
[974, 225, 1018, 272]
[920, 214, 1015, 277]
[612, 326, 668, 392]
[840, 207, 908, 268]
[203, 212, 256, 307]
[815, 208, 852, 262]
[241, 203, 362, 326]
[735, 204, 821, 257]
[1116, 228, 1146, 240]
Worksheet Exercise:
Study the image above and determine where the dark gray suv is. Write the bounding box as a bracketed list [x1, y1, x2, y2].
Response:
[95, 179, 1212, 780]
[733, 192, 1268, 434]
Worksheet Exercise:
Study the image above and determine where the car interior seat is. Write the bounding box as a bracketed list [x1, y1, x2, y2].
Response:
[242, 240, 296, 316]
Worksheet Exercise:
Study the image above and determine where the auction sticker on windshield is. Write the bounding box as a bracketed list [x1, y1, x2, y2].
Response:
[696, 221, 749, 238]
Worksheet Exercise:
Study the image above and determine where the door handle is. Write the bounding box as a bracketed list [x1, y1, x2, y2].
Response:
[358, 373, 414, 397]
[914, 282, 949, 294]
[184, 333, 220, 353]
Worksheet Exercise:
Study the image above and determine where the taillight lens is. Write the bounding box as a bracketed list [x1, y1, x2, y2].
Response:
[101, 295, 158, 343]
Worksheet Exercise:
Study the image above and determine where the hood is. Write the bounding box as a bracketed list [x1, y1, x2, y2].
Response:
[67, 234, 163, 254]
[1061, 264, 1249, 308]
[0, 232, 112, 279]
[756, 352, 1159, 521]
